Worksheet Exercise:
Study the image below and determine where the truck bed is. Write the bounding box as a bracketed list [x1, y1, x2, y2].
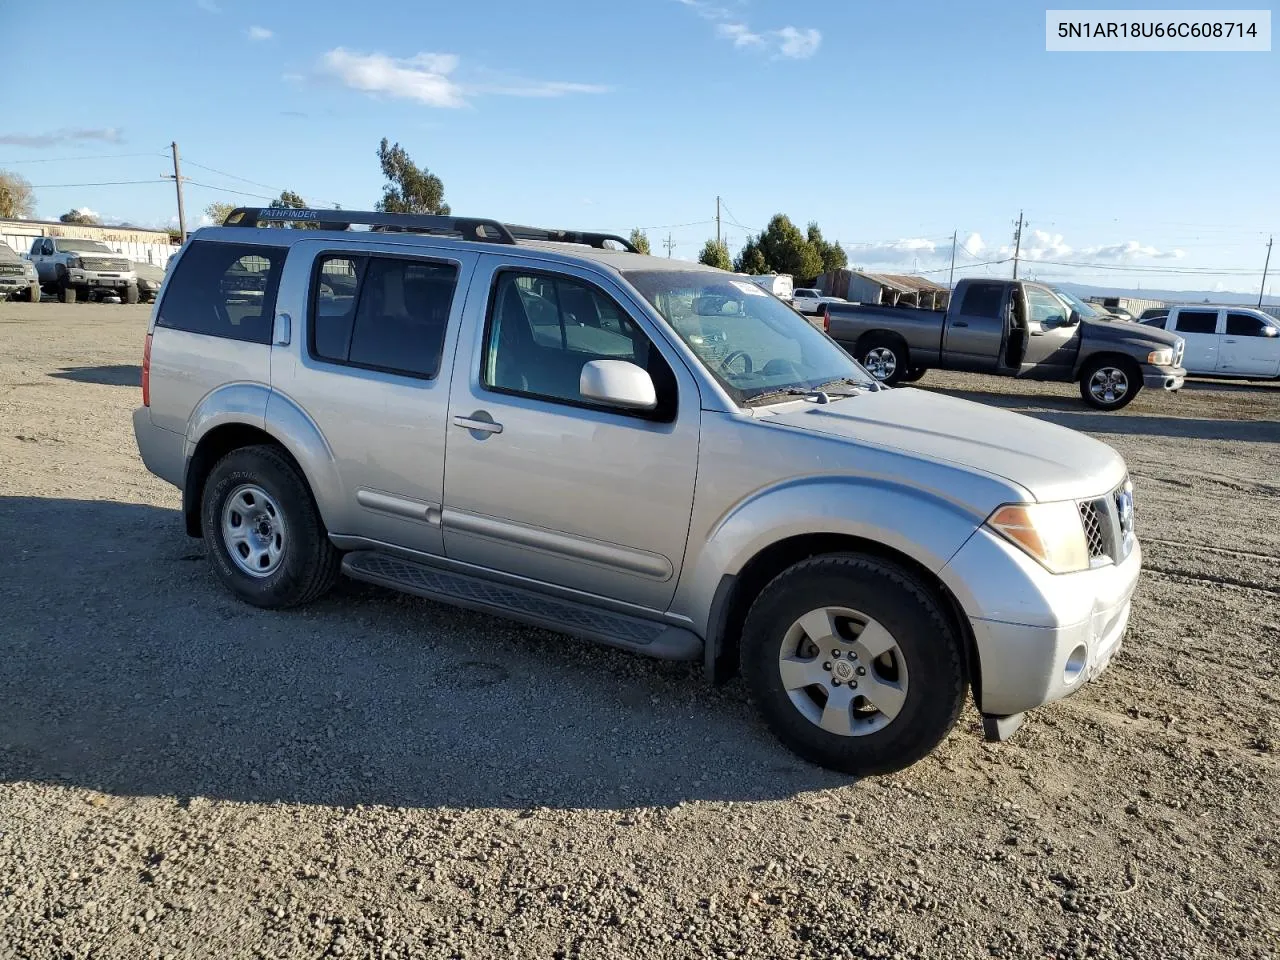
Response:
[824, 302, 946, 366]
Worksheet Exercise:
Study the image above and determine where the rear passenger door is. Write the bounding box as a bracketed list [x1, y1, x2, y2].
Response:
[1218, 312, 1280, 377]
[269, 240, 477, 557]
[440, 255, 700, 612]
[1172, 309, 1222, 374]
[942, 281, 1005, 371]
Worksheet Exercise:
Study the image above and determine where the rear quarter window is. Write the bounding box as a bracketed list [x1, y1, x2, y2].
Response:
[156, 241, 287, 344]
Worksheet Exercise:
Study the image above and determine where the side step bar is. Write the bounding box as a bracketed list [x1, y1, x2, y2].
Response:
[342, 551, 702, 662]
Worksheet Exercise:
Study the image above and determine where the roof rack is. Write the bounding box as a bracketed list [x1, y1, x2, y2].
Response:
[219, 208, 639, 253]
[504, 224, 638, 253]
[221, 207, 517, 244]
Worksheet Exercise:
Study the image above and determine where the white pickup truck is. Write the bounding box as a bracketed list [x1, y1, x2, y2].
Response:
[1139, 305, 1280, 379]
[28, 236, 139, 304]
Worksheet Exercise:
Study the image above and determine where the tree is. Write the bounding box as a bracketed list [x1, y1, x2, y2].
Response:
[629, 228, 651, 255]
[0, 171, 35, 219]
[59, 208, 100, 225]
[269, 189, 307, 210]
[757, 214, 823, 281]
[205, 201, 235, 225]
[697, 239, 732, 271]
[375, 138, 449, 215]
[807, 222, 848, 275]
[732, 236, 769, 275]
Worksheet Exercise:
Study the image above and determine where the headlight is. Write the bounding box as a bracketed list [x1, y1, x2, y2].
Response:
[1147, 348, 1173, 365]
[66, 257, 82, 270]
[986, 501, 1090, 574]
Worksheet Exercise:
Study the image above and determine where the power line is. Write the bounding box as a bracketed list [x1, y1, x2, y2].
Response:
[27, 179, 167, 188]
[181, 158, 288, 194]
[0, 151, 168, 165]
[182, 179, 278, 202]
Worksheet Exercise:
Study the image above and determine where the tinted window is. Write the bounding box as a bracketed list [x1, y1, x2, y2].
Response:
[959, 282, 1004, 319]
[483, 270, 675, 418]
[157, 241, 286, 344]
[1226, 313, 1271, 337]
[1140, 317, 1167, 328]
[309, 254, 457, 379]
[1175, 311, 1219, 335]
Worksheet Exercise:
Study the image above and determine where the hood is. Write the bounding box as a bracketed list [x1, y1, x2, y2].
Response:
[131, 261, 165, 283]
[760, 387, 1126, 503]
[1081, 315, 1181, 350]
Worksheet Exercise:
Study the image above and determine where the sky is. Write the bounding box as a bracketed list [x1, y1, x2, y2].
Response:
[1, 0, 1277, 293]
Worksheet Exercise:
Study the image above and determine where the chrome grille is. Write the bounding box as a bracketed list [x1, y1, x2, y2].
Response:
[82, 257, 129, 272]
[0, 264, 24, 276]
[1079, 500, 1108, 559]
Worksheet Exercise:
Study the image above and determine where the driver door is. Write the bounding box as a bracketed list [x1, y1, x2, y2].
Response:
[440, 256, 701, 612]
[1218, 312, 1280, 377]
[1020, 285, 1081, 374]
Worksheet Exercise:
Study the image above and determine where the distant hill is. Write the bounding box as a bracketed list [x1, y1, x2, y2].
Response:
[1053, 281, 1278, 308]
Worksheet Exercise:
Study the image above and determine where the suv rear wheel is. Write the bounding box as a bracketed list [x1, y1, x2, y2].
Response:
[741, 553, 966, 775]
[201, 444, 341, 608]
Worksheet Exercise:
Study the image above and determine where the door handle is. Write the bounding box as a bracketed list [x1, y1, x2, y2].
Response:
[1222, 338, 1237, 344]
[452, 413, 503, 435]
[952, 321, 969, 327]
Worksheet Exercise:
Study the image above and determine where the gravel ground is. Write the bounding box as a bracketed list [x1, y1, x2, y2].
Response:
[1, 302, 1277, 960]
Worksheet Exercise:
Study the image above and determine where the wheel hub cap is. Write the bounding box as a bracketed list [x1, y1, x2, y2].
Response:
[1090, 367, 1128, 403]
[221, 483, 287, 578]
[864, 347, 897, 380]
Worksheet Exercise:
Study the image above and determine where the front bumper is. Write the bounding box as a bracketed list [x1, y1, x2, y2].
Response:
[941, 526, 1141, 717]
[67, 270, 135, 289]
[0, 275, 36, 294]
[1143, 364, 1185, 391]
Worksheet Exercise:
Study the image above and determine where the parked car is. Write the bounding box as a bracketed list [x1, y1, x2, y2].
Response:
[1144, 305, 1280, 379]
[792, 287, 846, 315]
[131, 261, 166, 303]
[134, 207, 1143, 775]
[28, 237, 138, 304]
[0, 243, 40, 302]
[743, 273, 794, 300]
[820, 278, 1185, 410]
[1137, 308, 1170, 325]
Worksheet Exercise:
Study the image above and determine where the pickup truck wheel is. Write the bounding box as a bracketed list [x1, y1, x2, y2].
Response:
[25, 283, 40, 303]
[742, 553, 966, 775]
[123, 283, 140, 304]
[58, 282, 77, 304]
[1080, 358, 1140, 411]
[857, 337, 908, 386]
[201, 444, 341, 608]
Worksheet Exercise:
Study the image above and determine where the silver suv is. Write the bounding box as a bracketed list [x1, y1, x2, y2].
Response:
[133, 207, 1142, 775]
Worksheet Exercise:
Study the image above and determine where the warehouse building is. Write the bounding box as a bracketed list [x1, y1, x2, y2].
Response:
[817, 269, 951, 310]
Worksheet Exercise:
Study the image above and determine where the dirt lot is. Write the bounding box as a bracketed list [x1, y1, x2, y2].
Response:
[1, 302, 1277, 960]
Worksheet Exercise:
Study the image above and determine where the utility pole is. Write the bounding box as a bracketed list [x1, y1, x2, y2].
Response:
[664, 233, 675, 258]
[716, 196, 721, 247]
[165, 142, 188, 243]
[948, 230, 957, 290]
[1011, 210, 1024, 280]
[1260, 235, 1273, 308]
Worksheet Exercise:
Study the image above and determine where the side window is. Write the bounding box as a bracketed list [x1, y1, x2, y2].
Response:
[1174, 310, 1219, 335]
[156, 241, 286, 344]
[43, 239, 55, 255]
[1025, 287, 1068, 326]
[959, 282, 1003, 319]
[1226, 313, 1270, 337]
[482, 270, 675, 418]
[308, 254, 458, 379]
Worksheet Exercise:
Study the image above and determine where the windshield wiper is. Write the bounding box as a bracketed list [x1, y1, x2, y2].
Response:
[744, 385, 863, 407]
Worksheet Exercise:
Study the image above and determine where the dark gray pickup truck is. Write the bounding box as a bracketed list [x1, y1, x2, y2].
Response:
[820, 278, 1186, 409]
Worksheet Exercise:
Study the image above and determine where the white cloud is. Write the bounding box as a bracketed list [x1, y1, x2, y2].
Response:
[998, 229, 1071, 261]
[0, 128, 123, 147]
[320, 49, 610, 107]
[196, 0, 221, 12]
[962, 232, 985, 256]
[775, 26, 822, 59]
[845, 238, 941, 266]
[247, 25, 272, 41]
[74, 207, 100, 220]
[717, 23, 764, 47]
[1084, 240, 1185, 260]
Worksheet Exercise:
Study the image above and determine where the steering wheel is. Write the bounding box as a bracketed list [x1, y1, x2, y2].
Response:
[719, 350, 754, 376]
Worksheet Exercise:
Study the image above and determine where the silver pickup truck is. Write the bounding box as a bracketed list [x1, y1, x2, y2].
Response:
[134, 207, 1144, 776]
[28, 236, 139, 304]
[821, 278, 1186, 410]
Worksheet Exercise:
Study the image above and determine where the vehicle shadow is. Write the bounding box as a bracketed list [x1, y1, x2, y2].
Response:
[921, 386, 1280, 443]
[50, 364, 141, 387]
[0, 496, 848, 811]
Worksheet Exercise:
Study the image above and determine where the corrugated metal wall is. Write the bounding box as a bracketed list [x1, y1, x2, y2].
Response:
[1, 220, 178, 267]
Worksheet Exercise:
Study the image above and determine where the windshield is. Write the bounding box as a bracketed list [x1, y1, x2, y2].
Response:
[624, 270, 875, 404]
[55, 239, 115, 253]
[1052, 287, 1104, 320]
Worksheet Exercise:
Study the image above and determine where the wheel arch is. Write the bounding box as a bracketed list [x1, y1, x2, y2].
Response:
[1074, 349, 1141, 381]
[854, 328, 910, 358]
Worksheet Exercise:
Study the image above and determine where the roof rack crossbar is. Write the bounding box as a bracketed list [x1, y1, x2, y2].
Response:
[504, 224, 639, 253]
[221, 207, 517, 245]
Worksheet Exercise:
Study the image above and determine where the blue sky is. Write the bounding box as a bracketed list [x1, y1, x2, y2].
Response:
[2, 0, 1276, 292]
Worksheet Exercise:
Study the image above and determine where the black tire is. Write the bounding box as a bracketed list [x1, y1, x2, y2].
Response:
[898, 366, 927, 383]
[1079, 356, 1141, 411]
[25, 283, 40, 303]
[123, 283, 140, 304]
[200, 444, 341, 608]
[856, 334, 909, 386]
[741, 553, 966, 776]
[58, 282, 77, 304]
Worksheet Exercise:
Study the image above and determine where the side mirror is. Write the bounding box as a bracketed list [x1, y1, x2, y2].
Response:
[1067, 310, 1082, 325]
[580, 359, 657, 411]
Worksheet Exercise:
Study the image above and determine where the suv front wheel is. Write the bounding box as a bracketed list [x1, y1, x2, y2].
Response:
[742, 553, 966, 775]
[201, 445, 341, 608]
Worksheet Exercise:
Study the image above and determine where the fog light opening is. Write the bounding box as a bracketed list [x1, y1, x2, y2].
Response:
[1064, 644, 1089, 684]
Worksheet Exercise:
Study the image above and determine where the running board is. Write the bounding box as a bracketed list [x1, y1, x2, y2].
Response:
[341, 551, 702, 662]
